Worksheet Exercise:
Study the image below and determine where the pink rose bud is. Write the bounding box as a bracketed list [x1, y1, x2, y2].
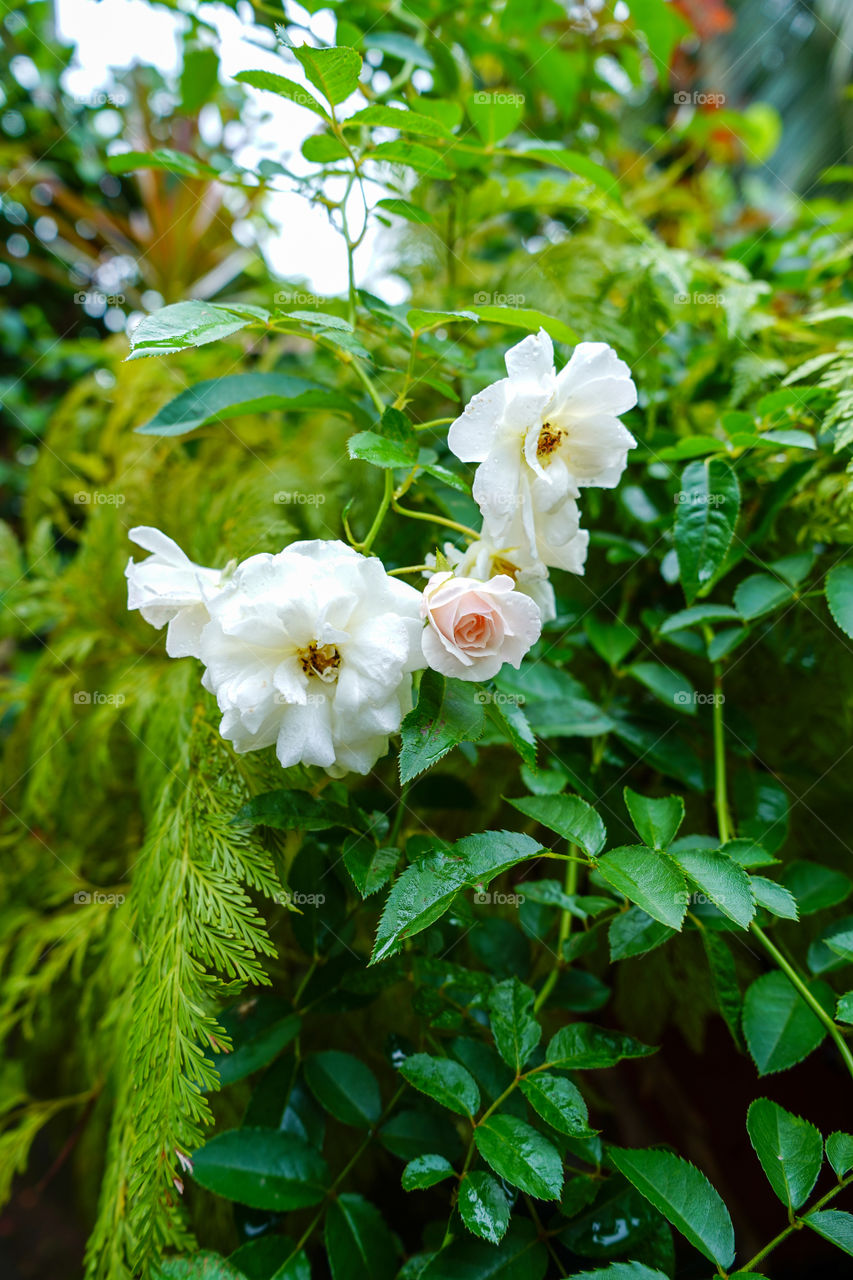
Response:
[420, 572, 542, 681]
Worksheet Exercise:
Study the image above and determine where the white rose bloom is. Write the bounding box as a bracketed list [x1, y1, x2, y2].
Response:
[199, 540, 424, 778]
[447, 328, 636, 570]
[426, 538, 558, 625]
[125, 526, 224, 658]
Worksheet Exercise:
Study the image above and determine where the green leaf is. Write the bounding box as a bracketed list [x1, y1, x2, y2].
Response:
[826, 564, 853, 638]
[234, 788, 356, 832]
[521, 148, 620, 202]
[191, 1128, 328, 1210]
[470, 304, 579, 346]
[304, 1051, 381, 1128]
[675, 459, 740, 603]
[458, 1171, 511, 1244]
[400, 1053, 480, 1117]
[701, 931, 743, 1048]
[659, 604, 742, 635]
[742, 972, 832, 1075]
[474, 1115, 563, 1200]
[734, 573, 796, 620]
[107, 148, 217, 179]
[750, 876, 799, 920]
[826, 1131, 853, 1179]
[348, 429, 418, 467]
[489, 978, 541, 1072]
[563, 1266, 669, 1280]
[362, 31, 435, 69]
[128, 301, 258, 360]
[584, 616, 639, 665]
[325, 1194, 397, 1280]
[507, 793, 605, 857]
[398, 670, 486, 784]
[545, 1023, 657, 1070]
[803, 1209, 853, 1256]
[721, 838, 778, 870]
[623, 789, 684, 850]
[209, 1007, 299, 1087]
[420, 1219, 547, 1280]
[289, 44, 362, 106]
[836, 993, 853, 1024]
[488, 698, 537, 769]
[467, 91, 525, 145]
[343, 105, 449, 137]
[668, 847, 756, 929]
[155, 1253, 246, 1280]
[783, 861, 853, 914]
[406, 307, 478, 332]
[371, 829, 542, 963]
[375, 197, 434, 225]
[519, 1073, 592, 1137]
[342, 838, 398, 898]
[137, 372, 365, 435]
[609, 908, 675, 962]
[229, 1237, 301, 1280]
[302, 132, 349, 163]
[369, 140, 454, 178]
[595, 846, 688, 930]
[402, 1154, 456, 1191]
[626, 661, 696, 714]
[234, 69, 329, 118]
[746, 1098, 823, 1211]
[608, 1147, 735, 1268]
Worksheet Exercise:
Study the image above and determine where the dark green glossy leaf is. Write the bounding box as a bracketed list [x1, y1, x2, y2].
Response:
[742, 972, 833, 1075]
[371, 830, 542, 963]
[826, 1132, 853, 1179]
[489, 978, 541, 1071]
[138, 372, 365, 436]
[595, 846, 688, 930]
[669, 847, 756, 929]
[398, 670, 486, 784]
[420, 1219, 547, 1279]
[623, 789, 684, 850]
[750, 876, 798, 921]
[826, 564, 853, 639]
[519, 1073, 592, 1136]
[783, 861, 852, 915]
[475, 1115, 563, 1199]
[804, 1209, 853, 1256]
[675, 459, 740, 603]
[402, 1154, 456, 1191]
[234, 788, 357, 832]
[609, 1147, 735, 1268]
[609, 907, 675, 962]
[458, 1171, 511, 1243]
[400, 1053, 480, 1117]
[191, 1128, 328, 1210]
[746, 1098, 823, 1210]
[545, 1023, 657, 1070]
[507, 793, 605, 856]
[304, 1051, 381, 1128]
[325, 1194, 397, 1280]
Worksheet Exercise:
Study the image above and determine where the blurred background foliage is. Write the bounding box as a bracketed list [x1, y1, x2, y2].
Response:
[1, 0, 853, 1278]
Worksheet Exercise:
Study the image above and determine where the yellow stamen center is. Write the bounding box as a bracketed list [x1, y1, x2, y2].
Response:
[298, 642, 341, 682]
[536, 421, 565, 462]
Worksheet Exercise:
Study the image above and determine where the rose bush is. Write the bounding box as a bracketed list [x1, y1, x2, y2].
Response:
[3, 4, 853, 1280]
